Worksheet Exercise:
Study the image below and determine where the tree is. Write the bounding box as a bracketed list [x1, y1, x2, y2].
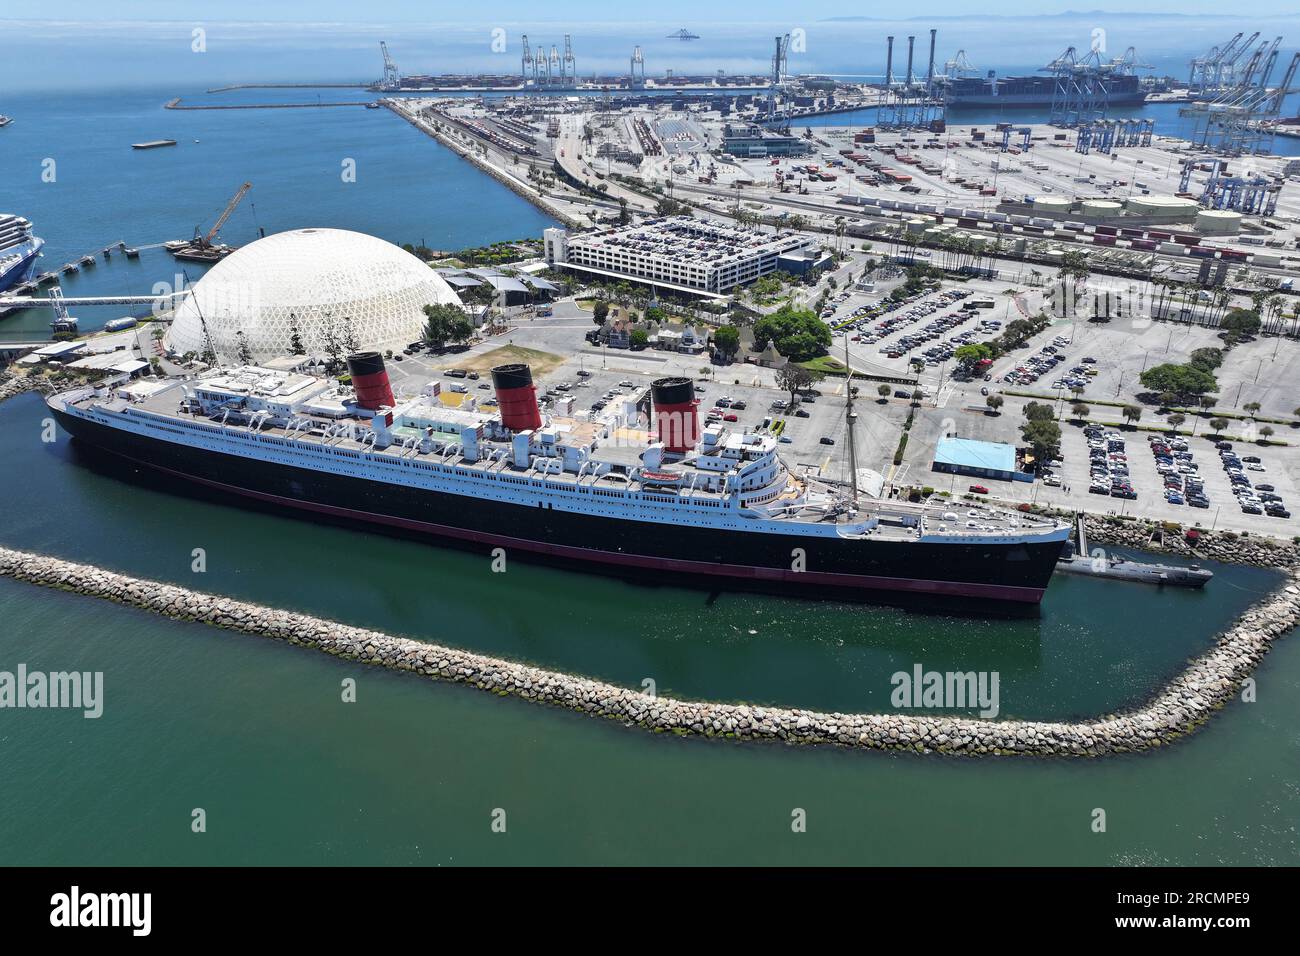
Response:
[1221, 308, 1261, 338]
[1167, 413, 1185, 431]
[911, 388, 924, 405]
[1188, 347, 1222, 371]
[1021, 419, 1062, 464]
[235, 330, 253, 366]
[340, 317, 360, 355]
[1243, 401, 1261, 416]
[752, 304, 832, 362]
[1139, 363, 1217, 401]
[953, 342, 992, 371]
[1023, 401, 1055, 423]
[422, 303, 473, 351]
[712, 325, 740, 360]
[592, 300, 610, 325]
[776, 364, 822, 407]
[629, 328, 649, 350]
[985, 394, 1004, 414]
[1121, 405, 1142, 426]
[1260, 425, 1275, 441]
[1071, 403, 1090, 420]
[288, 319, 306, 356]
[877, 383, 892, 402]
[1209, 417, 1229, 436]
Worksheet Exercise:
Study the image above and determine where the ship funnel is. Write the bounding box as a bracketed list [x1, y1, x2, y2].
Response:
[651, 377, 699, 454]
[346, 351, 395, 411]
[491, 363, 542, 432]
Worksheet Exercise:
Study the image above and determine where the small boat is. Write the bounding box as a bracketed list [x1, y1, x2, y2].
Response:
[0, 115, 12, 128]
[131, 139, 177, 150]
[163, 240, 188, 253]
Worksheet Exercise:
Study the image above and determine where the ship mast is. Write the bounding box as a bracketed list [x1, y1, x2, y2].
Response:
[844, 338, 859, 508]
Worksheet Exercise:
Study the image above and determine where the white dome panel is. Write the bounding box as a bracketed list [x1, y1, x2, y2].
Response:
[166, 228, 461, 362]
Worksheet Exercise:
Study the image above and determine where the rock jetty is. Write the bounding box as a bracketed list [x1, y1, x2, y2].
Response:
[0, 372, 53, 404]
[2, 544, 1295, 757]
[1081, 513, 1299, 569]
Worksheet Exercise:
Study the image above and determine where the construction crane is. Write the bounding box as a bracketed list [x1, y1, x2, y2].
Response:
[667, 29, 700, 41]
[167, 182, 251, 263]
[378, 41, 400, 92]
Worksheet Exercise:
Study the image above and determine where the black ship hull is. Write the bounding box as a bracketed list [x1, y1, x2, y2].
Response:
[53, 409, 1066, 604]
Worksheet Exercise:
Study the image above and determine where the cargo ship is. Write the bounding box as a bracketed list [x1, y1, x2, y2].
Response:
[943, 72, 1146, 109]
[0, 213, 45, 294]
[48, 356, 1069, 604]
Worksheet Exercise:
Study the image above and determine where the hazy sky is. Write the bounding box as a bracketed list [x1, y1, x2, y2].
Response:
[2, 6, 1297, 93]
[11, 0, 1300, 19]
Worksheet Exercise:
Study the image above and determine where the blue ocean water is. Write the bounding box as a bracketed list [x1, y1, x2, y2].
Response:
[0, 86, 557, 337]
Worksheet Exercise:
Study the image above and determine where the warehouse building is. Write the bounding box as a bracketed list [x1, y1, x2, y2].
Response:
[544, 217, 814, 297]
[721, 123, 813, 158]
[931, 437, 1032, 483]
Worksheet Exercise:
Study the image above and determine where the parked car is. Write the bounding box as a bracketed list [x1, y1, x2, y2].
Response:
[968, 484, 989, 494]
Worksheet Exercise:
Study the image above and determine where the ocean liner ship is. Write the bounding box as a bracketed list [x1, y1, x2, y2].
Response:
[0, 214, 45, 293]
[48, 355, 1069, 603]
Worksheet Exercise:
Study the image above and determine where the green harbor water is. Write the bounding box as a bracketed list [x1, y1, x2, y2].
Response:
[1, 392, 1299, 864]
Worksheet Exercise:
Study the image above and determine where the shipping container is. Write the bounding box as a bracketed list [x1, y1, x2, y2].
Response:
[1094, 225, 1118, 236]
[1093, 235, 1116, 246]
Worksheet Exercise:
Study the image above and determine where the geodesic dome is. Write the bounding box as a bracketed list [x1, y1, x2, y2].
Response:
[166, 228, 461, 363]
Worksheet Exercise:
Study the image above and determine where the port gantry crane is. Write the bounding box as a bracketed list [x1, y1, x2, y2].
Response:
[521, 35, 535, 84]
[1189, 32, 1260, 96]
[767, 33, 791, 122]
[630, 46, 646, 88]
[378, 41, 400, 92]
[192, 182, 252, 252]
[1184, 38, 1299, 155]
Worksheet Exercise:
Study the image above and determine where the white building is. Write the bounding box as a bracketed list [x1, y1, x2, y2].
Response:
[545, 217, 812, 297]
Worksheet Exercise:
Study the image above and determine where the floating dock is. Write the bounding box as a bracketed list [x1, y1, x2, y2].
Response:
[131, 140, 177, 149]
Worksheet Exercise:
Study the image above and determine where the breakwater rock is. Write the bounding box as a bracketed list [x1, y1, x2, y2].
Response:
[1, 544, 1295, 757]
[1082, 513, 1299, 569]
[0, 373, 53, 405]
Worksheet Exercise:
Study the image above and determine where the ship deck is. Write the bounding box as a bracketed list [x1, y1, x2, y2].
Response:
[56, 382, 1066, 543]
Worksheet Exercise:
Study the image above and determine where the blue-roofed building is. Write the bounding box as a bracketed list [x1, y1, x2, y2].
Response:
[932, 437, 1030, 483]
